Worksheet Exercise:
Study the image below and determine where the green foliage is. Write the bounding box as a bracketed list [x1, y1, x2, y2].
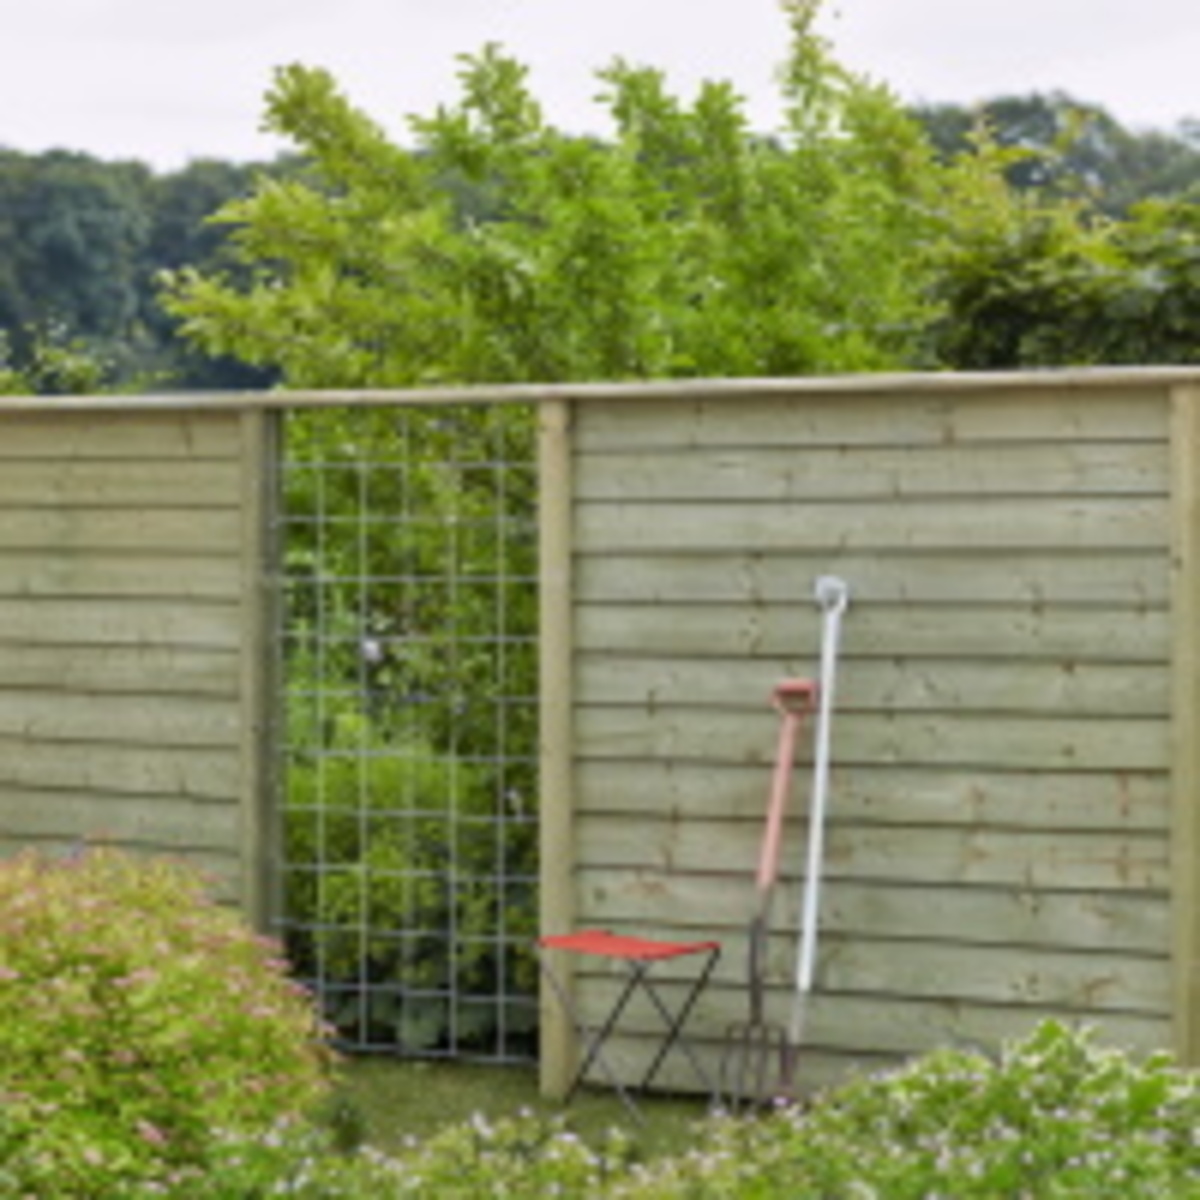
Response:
[384, 1111, 635, 1197]
[627, 1022, 1200, 1197]
[149, 1118, 398, 1198]
[162, 7, 946, 386]
[912, 99, 1200, 369]
[0, 330, 25, 394]
[145, 1110, 633, 1198]
[279, 406, 539, 1053]
[283, 405, 538, 757]
[926, 146, 1200, 368]
[284, 723, 537, 1051]
[915, 91, 1200, 214]
[75, 1022, 1196, 1196]
[5, 52, 1200, 394]
[0, 150, 151, 340]
[157, 8, 1200, 381]
[0, 148, 289, 393]
[0, 846, 335, 1195]
[0, 318, 121, 395]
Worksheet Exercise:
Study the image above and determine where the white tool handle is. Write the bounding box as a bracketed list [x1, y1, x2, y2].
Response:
[792, 576, 849, 1028]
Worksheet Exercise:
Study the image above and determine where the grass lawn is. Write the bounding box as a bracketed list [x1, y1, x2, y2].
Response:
[337, 1056, 711, 1162]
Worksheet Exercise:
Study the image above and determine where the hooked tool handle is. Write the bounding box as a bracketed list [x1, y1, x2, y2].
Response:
[790, 576, 850, 1038]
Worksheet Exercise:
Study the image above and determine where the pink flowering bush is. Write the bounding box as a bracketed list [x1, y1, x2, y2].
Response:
[0, 846, 335, 1195]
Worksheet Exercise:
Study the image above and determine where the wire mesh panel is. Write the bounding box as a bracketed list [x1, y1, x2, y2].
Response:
[275, 404, 539, 1060]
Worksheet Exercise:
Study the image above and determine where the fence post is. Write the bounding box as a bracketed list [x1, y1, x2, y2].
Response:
[1170, 384, 1200, 1066]
[539, 398, 577, 1098]
[238, 408, 280, 934]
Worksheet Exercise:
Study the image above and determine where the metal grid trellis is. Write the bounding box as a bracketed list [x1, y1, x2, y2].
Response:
[273, 403, 540, 1061]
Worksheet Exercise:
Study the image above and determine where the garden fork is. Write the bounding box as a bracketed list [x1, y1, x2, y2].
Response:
[720, 678, 816, 1111]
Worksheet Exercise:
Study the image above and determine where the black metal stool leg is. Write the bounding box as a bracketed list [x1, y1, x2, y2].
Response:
[538, 947, 646, 1121]
[635, 946, 721, 1099]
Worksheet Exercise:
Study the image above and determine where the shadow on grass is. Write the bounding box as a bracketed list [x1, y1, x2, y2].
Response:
[337, 1057, 711, 1162]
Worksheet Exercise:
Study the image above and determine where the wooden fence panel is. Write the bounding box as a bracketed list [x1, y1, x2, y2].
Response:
[562, 380, 1178, 1094]
[0, 407, 272, 919]
[2, 374, 1197, 1096]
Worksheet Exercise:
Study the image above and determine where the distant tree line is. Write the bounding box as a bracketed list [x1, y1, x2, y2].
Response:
[914, 92, 1200, 213]
[2, 83, 1200, 396]
[0, 151, 285, 393]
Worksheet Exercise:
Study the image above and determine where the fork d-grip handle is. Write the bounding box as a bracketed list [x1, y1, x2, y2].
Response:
[755, 680, 818, 892]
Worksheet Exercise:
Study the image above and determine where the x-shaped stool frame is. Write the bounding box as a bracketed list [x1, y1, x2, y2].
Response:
[536, 929, 722, 1122]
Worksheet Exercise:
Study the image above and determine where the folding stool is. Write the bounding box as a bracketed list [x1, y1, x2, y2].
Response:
[536, 929, 721, 1121]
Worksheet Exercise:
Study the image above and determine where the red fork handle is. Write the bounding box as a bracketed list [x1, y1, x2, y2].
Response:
[755, 679, 818, 891]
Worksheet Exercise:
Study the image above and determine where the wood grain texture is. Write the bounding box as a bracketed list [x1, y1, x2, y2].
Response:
[575, 814, 1170, 891]
[577, 498, 1167, 553]
[565, 381, 1175, 1096]
[0, 460, 241, 505]
[0, 643, 238, 695]
[575, 707, 1168, 773]
[1169, 384, 1200, 1064]
[538, 397, 578, 1097]
[0, 508, 239, 553]
[0, 408, 253, 920]
[576, 443, 1168, 502]
[0, 690, 240, 746]
[578, 550, 1170, 607]
[571, 934, 1168, 1013]
[574, 982, 1170, 1063]
[0, 369, 1191, 417]
[575, 389, 1169, 451]
[2, 381, 1189, 1102]
[0, 598, 241, 648]
[0, 551, 241, 600]
[578, 871, 1170, 951]
[577, 655, 1169, 717]
[0, 736, 241, 799]
[575, 761, 1170, 831]
[575, 604, 1169, 662]
[238, 410, 275, 930]
[0, 788, 239, 850]
[0, 410, 242, 458]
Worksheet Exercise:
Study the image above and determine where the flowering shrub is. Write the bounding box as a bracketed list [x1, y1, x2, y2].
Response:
[174, 1022, 1200, 1197]
[95, 1111, 626, 1198]
[3, 911, 1195, 1200]
[0, 846, 335, 1195]
[619, 1021, 1200, 1197]
[384, 1110, 633, 1197]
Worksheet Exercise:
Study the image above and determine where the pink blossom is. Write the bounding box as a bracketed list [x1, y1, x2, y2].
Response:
[137, 1120, 168, 1146]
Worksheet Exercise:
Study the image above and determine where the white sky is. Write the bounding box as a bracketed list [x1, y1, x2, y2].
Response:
[2, 0, 1199, 169]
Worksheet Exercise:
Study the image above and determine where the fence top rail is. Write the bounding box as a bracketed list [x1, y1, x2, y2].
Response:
[4, 366, 1200, 414]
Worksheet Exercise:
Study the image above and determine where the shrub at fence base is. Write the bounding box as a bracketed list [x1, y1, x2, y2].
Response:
[0, 846, 334, 1194]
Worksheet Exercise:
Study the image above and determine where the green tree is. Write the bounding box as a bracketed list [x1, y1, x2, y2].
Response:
[162, 3, 947, 385]
[923, 130, 1200, 369]
[0, 320, 115, 395]
[0, 151, 153, 372]
[0, 148, 292, 392]
[913, 92, 1200, 214]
